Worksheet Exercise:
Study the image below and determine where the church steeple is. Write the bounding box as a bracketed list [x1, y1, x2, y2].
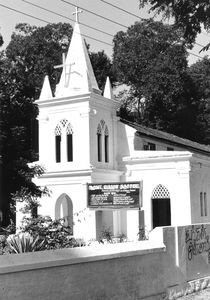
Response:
[55, 7, 101, 97]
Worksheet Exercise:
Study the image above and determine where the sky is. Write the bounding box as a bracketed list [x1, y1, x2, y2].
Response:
[0, 0, 209, 65]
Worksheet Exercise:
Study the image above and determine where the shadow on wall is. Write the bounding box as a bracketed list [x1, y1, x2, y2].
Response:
[117, 123, 134, 158]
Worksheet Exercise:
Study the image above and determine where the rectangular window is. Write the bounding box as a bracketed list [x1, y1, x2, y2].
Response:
[204, 192, 207, 216]
[167, 147, 174, 151]
[143, 143, 156, 150]
[105, 135, 109, 163]
[200, 192, 204, 216]
[148, 143, 156, 150]
[97, 133, 102, 162]
[55, 135, 61, 163]
[67, 134, 73, 162]
[200, 192, 207, 217]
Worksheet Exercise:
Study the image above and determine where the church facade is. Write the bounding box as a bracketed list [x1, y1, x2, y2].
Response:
[18, 18, 210, 241]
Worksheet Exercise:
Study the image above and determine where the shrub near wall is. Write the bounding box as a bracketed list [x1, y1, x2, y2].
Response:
[0, 216, 83, 254]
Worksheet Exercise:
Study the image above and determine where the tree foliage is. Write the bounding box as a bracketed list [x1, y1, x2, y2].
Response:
[89, 50, 117, 90]
[113, 19, 208, 143]
[0, 34, 3, 47]
[0, 59, 47, 226]
[187, 57, 210, 144]
[139, 0, 210, 46]
[5, 22, 73, 98]
[0, 22, 74, 226]
[188, 57, 210, 101]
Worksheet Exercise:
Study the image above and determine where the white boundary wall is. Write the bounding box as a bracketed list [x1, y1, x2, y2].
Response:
[1, 224, 210, 299]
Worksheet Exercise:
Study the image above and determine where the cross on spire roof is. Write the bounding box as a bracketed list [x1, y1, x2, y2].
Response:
[54, 53, 75, 87]
[72, 6, 83, 23]
[54, 8, 101, 97]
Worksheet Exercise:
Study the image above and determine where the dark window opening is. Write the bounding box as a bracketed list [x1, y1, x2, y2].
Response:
[105, 135, 109, 163]
[55, 135, 61, 163]
[31, 119, 39, 158]
[152, 198, 171, 228]
[200, 192, 203, 216]
[143, 142, 156, 150]
[97, 133, 102, 162]
[67, 134, 73, 162]
[200, 192, 208, 217]
[167, 147, 174, 151]
[204, 192, 207, 216]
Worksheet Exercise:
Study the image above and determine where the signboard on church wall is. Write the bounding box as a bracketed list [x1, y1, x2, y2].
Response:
[87, 181, 142, 208]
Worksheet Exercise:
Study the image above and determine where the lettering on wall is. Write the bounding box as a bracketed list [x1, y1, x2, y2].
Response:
[185, 224, 210, 262]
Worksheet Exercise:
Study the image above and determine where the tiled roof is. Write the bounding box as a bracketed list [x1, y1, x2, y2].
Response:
[121, 119, 210, 156]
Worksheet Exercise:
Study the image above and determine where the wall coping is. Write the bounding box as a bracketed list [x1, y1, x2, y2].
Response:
[0, 240, 165, 274]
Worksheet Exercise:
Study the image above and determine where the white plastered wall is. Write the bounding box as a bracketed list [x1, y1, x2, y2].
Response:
[38, 97, 91, 172]
[37, 175, 97, 241]
[89, 94, 119, 170]
[189, 155, 210, 223]
[121, 154, 192, 232]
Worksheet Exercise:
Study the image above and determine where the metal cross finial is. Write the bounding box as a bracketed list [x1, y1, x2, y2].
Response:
[72, 6, 83, 23]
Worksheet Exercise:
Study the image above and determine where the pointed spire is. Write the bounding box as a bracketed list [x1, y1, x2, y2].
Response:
[39, 75, 53, 100]
[55, 20, 101, 97]
[103, 77, 114, 99]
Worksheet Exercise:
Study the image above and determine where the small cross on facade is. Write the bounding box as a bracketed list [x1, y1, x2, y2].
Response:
[72, 6, 83, 23]
[54, 53, 75, 87]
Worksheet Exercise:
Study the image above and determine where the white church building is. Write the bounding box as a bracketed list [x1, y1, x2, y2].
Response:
[19, 14, 210, 241]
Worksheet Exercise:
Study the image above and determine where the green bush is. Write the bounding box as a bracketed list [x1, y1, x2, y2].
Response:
[0, 215, 86, 255]
[20, 215, 81, 250]
[0, 235, 9, 255]
[138, 226, 149, 240]
[99, 228, 128, 244]
[7, 233, 44, 253]
[99, 227, 113, 243]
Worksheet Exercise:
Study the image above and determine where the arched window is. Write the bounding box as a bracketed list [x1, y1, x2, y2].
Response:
[96, 120, 109, 163]
[66, 123, 73, 162]
[151, 184, 171, 228]
[104, 125, 109, 163]
[152, 184, 170, 199]
[54, 120, 73, 163]
[55, 125, 62, 163]
[97, 124, 102, 162]
[55, 193, 73, 234]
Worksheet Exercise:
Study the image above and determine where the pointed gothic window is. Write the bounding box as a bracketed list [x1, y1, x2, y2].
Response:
[66, 123, 73, 162]
[54, 120, 73, 163]
[97, 124, 102, 162]
[97, 121, 109, 163]
[55, 125, 62, 163]
[55, 194, 73, 234]
[104, 125, 109, 163]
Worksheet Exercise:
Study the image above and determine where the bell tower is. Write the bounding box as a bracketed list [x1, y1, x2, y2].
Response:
[36, 8, 119, 175]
